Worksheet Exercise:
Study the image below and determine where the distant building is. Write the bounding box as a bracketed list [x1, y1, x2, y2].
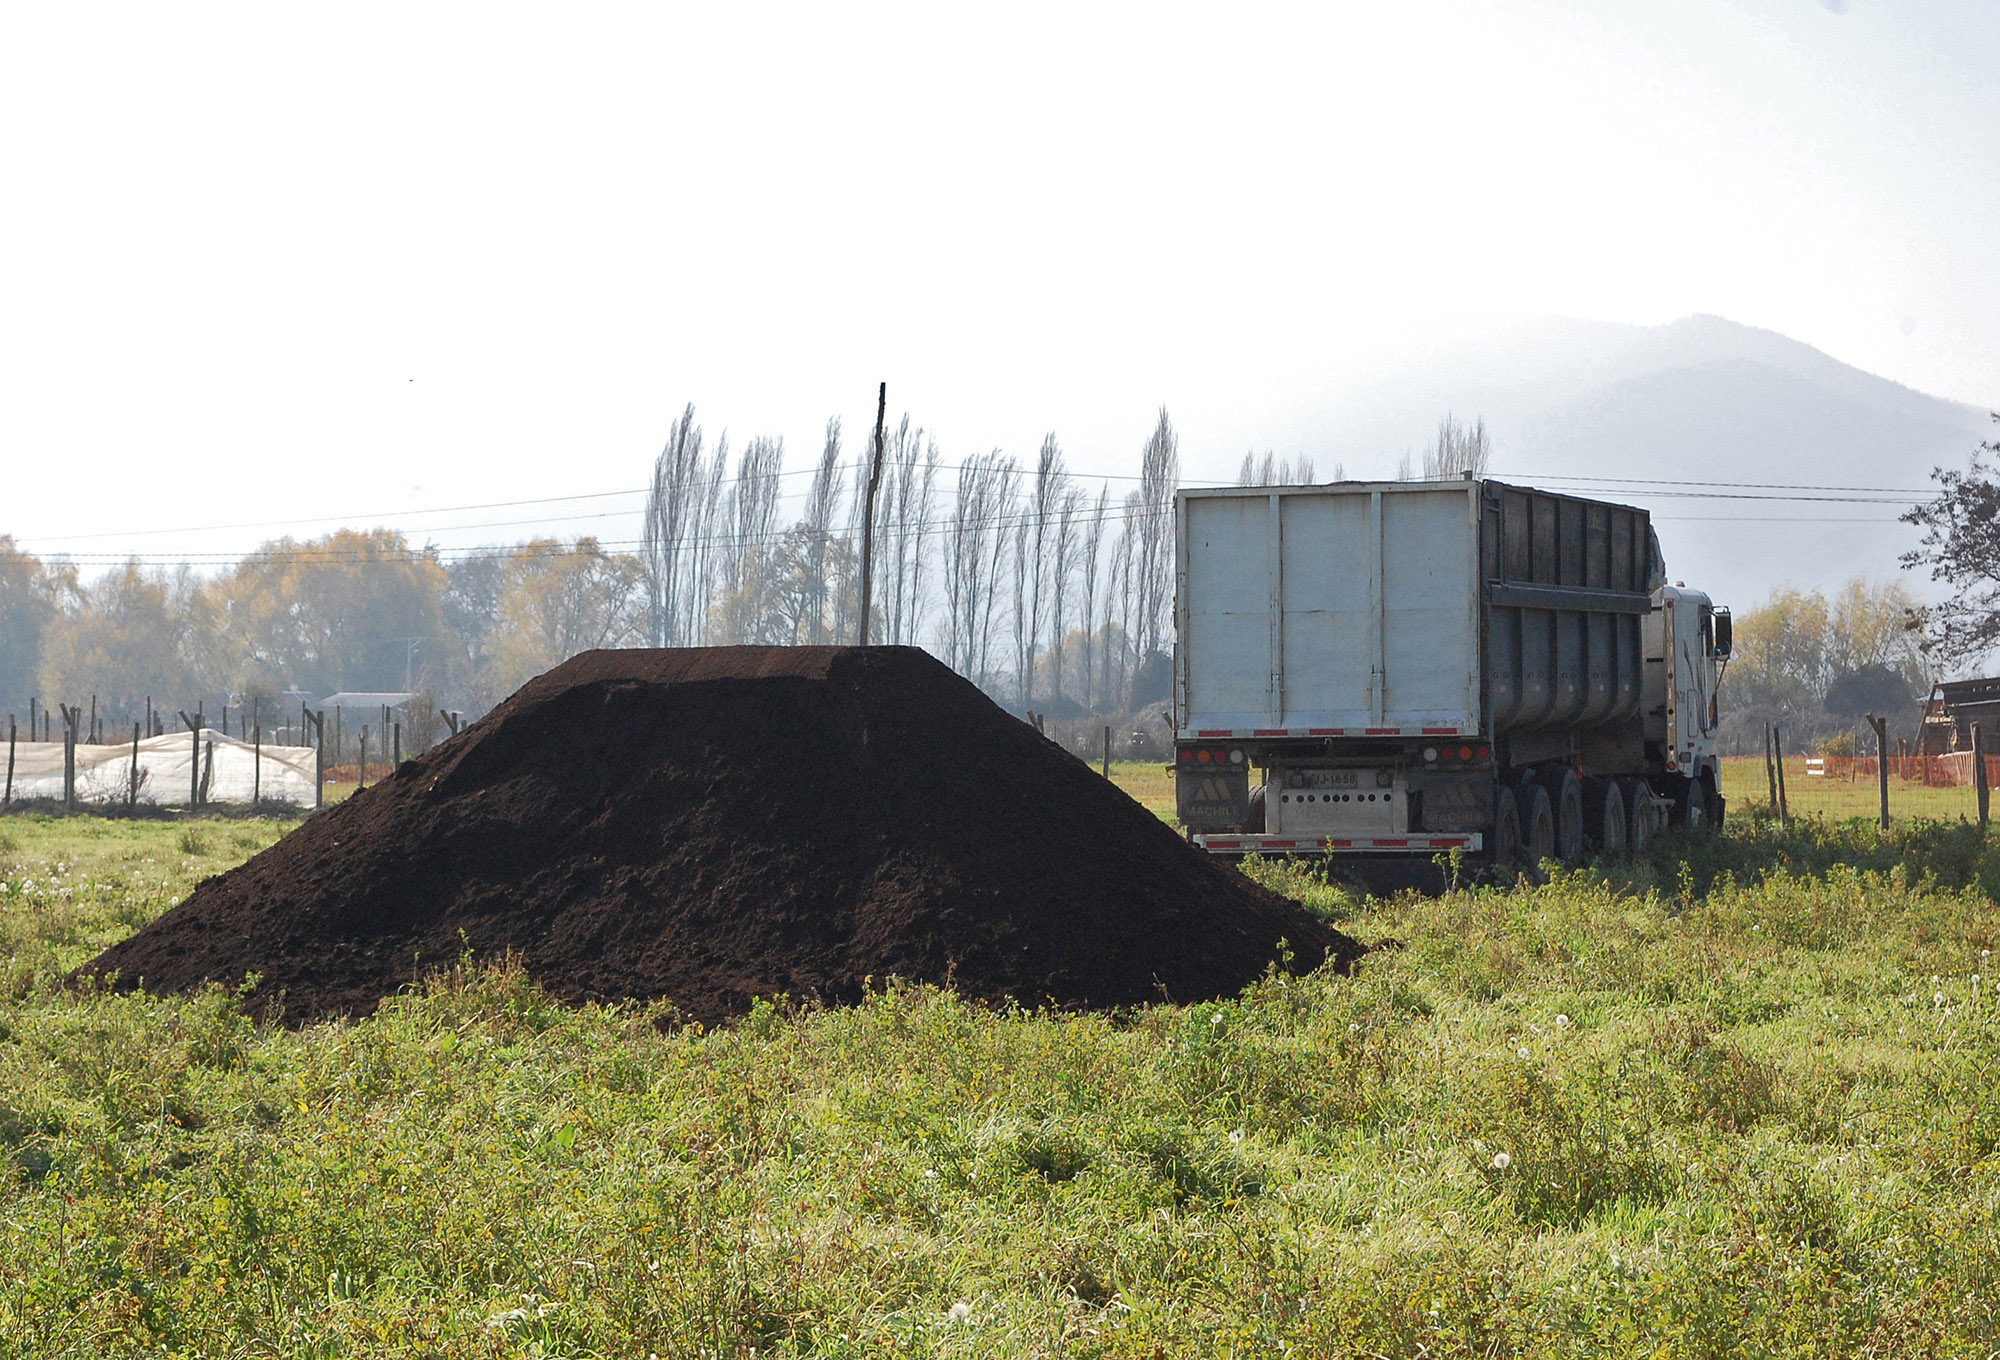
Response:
[1918, 677, 2000, 755]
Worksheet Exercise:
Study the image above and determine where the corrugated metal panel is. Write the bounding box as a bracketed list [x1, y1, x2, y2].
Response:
[1179, 482, 1480, 735]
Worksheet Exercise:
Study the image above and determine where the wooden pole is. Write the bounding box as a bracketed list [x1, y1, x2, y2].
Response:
[89, 695, 96, 745]
[1867, 713, 1889, 830]
[253, 723, 261, 811]
[61, 704, 77, 813]
[179, 710, 200, 808]
[4, 716, 13, 809]
[1976, 722, 1990, 832]
[358, 725, 369, 793]
[311, 709, 325, 809]
[1763, 721, 1778, 814]
[130, 722, 140, 808]
[1773, 725, 1790, 825]
[1102, 725, 1111, 779]
[200, 739, 213, 806]
[856, 380, 888, 646]
[393, 721, 401, 767]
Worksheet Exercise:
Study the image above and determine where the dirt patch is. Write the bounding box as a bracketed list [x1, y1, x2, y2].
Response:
[78, 647, 1361, 1023]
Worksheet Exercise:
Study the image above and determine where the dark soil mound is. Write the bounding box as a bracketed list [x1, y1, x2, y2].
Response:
[79, 647, 1361, 1023]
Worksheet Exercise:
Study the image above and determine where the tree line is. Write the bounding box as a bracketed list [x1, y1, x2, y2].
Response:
[0, 407, 1188, 741]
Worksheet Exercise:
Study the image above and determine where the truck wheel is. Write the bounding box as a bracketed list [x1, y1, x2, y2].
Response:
[1246, 784, 1267, 833]
[1627, 778, 1664, 849]
[1588, 779, 1628, 854]
[1705, 780, 1725, 828]
[1555, 771, 1586, 865]
[1491, 787, 1521, 872]
[1524, 785, 1556, 872]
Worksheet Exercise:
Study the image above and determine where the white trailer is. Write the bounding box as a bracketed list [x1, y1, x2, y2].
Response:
[1173, 478, 1730, 869]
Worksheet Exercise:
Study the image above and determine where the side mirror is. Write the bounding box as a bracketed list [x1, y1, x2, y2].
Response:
[1712, 607, 1733, 659]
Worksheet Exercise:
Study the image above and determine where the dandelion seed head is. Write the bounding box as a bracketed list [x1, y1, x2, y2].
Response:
[948, 1301, 972, 1323]
[1936, 992, 1945, 1006]
[1554, 1014, 1570, 1028]
[1209, 1012, 1224, 1026]
[1229, 1128, 1245, 1143]
[1491, 1151, 1511, 1171]
[1518, 1046, 1531, 1059]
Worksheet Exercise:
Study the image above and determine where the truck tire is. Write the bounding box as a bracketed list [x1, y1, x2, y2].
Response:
[1491, 787, 1522, 872]
[1555, 771, 1586, 865]
[1588, 779, 1628, 854]
[1524, 785, 1556, 872]
[1246, 784, 1267, 833]
[1627, 778, 1664, 849]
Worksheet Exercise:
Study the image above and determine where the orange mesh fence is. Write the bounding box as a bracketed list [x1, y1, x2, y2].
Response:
[1719, 754, 1997, 823]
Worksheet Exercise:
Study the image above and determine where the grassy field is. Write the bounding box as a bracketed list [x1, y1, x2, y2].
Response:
[3, 805, 2000, 1356]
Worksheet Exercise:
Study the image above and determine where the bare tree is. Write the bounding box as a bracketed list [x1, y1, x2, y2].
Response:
[1011, 518, 1032, 705]
[640, 405, 704, 647]
[1079, 486, 1109, 709]
[1134, 409, 1178, 663]
[943, 450, 1015, 679]
[1047, 487, 1085, 703]
[878, 418, 938, 646]
[1023, 435, 1068, 703]
[1109, 512, 1135, 705]
[709, 436, 784, 642]
[975, 458, 1019, 688]
[1423, 414, 1490, 479]
[1236, 451, 1317, 485]
[801, 418, 845, 644]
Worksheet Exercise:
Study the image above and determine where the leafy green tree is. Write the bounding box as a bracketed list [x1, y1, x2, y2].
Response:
[1903, 414, 2000, 665]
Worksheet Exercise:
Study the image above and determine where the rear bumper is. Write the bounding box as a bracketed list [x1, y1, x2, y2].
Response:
[1195, 833, 1483, 854]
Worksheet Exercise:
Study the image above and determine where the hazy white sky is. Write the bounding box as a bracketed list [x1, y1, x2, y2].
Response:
[4, 0, 1996, 561]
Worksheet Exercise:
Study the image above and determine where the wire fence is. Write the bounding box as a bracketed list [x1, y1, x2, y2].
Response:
[1721, 754, 1998, 824]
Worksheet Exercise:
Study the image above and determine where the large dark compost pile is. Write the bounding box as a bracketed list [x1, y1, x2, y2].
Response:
[80, 647, 1361, 1023]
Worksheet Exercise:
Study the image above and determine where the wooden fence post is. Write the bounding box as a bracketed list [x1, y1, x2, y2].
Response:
[1773, 725, 1790, 825]
[358, 725, 369, 793]
[1102, 725, 1111, 779]
[1867, 713, 1889, 830]
[130, 722, 141, 808]
[1763, 722, 1777, 814]
[1975, 722, 1990, 832]
[309, 709, 325, 809]
[4, 716, 14, 810]
[60, 704, 78, 813]
[393, 721, 401, 767]
[179, 710, 201, 808]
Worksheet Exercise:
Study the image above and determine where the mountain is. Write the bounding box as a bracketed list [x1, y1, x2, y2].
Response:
[1225, 315, 1994, 611]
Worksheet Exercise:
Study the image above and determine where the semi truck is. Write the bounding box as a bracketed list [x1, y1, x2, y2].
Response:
[1172, 477, 1731, 870]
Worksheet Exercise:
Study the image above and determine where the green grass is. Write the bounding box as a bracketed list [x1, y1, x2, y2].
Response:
[3, 810, 2000, 1356]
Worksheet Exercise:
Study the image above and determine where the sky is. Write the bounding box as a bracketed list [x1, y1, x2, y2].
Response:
[3, 0, 1997, 569]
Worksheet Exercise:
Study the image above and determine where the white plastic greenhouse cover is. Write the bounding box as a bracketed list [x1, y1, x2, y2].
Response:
[2, 732, 316, 807]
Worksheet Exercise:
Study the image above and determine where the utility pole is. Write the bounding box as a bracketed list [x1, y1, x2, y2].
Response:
[856, 381, 888, 646]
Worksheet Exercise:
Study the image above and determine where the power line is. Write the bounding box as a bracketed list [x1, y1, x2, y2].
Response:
[1497, 470, 1933, 495]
